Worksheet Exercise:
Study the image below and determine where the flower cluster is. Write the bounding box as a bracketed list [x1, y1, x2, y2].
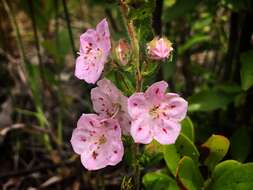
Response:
[71, 19, 188, 170]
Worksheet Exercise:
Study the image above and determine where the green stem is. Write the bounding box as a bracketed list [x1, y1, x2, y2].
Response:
[119, 1, 142, 190]
[119, 0, 142, 91]
[62, 0, 76, 58]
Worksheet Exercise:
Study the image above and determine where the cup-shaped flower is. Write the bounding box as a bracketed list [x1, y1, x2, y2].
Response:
[115, 39, 131, 65]
[147, 37, 173, 60]
[75, 19, 111, 84]
[128, 81, 188, 144]
[91, 79, 131, 135]
[70, 114, 124, 170]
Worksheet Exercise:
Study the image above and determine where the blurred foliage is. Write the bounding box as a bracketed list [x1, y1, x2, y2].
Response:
[0, 0, 253, 189]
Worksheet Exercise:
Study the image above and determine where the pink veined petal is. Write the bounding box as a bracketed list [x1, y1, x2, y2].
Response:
[74, 53, 105, 84]
[79, 29, 97, 54]
[130, 118, 153, 144]
[145, 81, 168, 104]
[96, 19, 111, 55]
[102, 118, 122, 139]
[96, 18, 110, 38]
[128, 92, 149, 119]
[153, 119, 181, 145]
[91, 87, 115, 117]
[70, 127, 90, 155]
[116, 111, 131, 135]
[106, 140, 124, 166]
[70, 114, 102, 155]
[97, 79, 122, 102]
[81, 149, 108, 171]
[161, 96, 188, 122]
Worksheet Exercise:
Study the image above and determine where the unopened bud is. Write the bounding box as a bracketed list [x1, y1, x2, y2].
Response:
[115, 39, 131, 65]
[147, 37, 173, 60]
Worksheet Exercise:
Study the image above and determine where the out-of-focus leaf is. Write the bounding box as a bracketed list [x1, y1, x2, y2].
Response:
[240, 50, 253, 91]
[175, 133, 199, 163]
[188, 90, 234, 112]
[163, 0, 200, 22]
[178, 34, 210, 55]
[230, 127, 251, 162]
[201, 135, 230, 171]
[176, 156, 204, 190]
[143, 171, 179, 190]
[222, 0, 253, 11]
[128, 0, 155, 20]
[211, 160, 241, 181]
[207, 162, 253, 190]
[163, 144, 180, 176]
[181, 117, 195, 142]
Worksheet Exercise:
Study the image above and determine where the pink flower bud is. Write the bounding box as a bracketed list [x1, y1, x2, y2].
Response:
[147, 37, 173, 60]
[115, 39, 131, 65]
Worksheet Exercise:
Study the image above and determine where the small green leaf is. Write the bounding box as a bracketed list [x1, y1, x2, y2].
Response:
[143, 171, 179, 190]
[175, 133, 200, 163]
[163, 144, 181, 176]
[201, 135, 230, 171]
[176, 156, 204, 190]
[208, 162, 253, 190]
[240, 50, 253, 91]
[181, 117, 195, 142]
[230, 127, 252, 162]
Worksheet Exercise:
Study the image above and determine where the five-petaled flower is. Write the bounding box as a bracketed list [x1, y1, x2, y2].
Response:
[75, 19, 111, 84]
[147, 37, 173, 60]
[91, 79, 131, 135]
[70, 114, 124, 170]
[128, 81, 188, 144]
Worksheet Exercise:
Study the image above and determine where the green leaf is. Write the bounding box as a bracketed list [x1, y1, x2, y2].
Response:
[176, 156, 204, 190]
[163, 144, 181, 176]
[240, 50, 253, 91]
[178, 34, 210, 55]
[208, 162, 253, 190]
[211, 160, 241, 181]
[188, 90, 234, 112]
[163, 0, 200, 22]
[181, 117, 195, 142]
[128, 0, 155, 20]
[201, 135, 230, 171]
[175, 133, 200, 163]
[230, 127, 252, 162]
[143, 171, 179, 190]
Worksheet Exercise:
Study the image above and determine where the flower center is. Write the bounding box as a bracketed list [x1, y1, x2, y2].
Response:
[98, 135, 107, 145]
[149, 105, 160, 118]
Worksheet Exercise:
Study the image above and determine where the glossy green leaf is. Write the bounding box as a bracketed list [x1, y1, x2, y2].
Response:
[176, 156, 204, 190]
[240, 50, 253, 91]
[201, 135, 230, 171]
[188, 90, 234, 112]
[175, 133, 199, 163]
[181, 117, 195, 142]
[163, 144, 181, 176]
[208, 162, 253, 190]
[230, 127, 252, 162]
[143, 171, 179, 190]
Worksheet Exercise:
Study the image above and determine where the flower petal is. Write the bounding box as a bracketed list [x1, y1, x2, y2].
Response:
[145, 81, 168, 104]
[153, 120, 181, 145]
[131, 118, 153, 144]
[128, 92, 149, 119]
[97, 79, 122, 102]
[162, 95, 188, 122]
[91, 87, 115, 117]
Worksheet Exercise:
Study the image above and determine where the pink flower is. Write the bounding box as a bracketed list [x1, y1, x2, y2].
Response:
[70, 114, 123, 170]
[75, 19, 111, 84]
[128, 81, 188, 144]
[147, 37, 173, 60]
[91, 79, 131, 135]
